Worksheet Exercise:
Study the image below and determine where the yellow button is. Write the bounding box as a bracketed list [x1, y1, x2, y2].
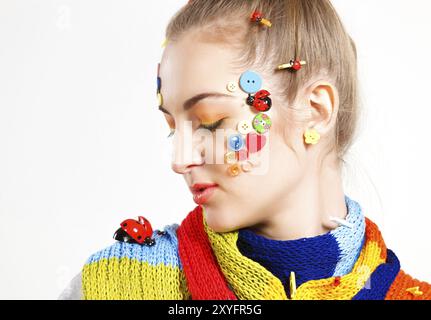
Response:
[224, 152, 237, 165]
[304, 128, 320, 145]
[157, 92, 163, 107]
[228, 164, 241, 177]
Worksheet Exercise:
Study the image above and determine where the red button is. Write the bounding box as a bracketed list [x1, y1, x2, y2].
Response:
[246, 133, 267, 153]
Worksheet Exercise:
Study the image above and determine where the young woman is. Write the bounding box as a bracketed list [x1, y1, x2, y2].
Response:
[60, 0, 431, 300]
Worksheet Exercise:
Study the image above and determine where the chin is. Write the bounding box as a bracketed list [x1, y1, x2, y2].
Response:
[202, 205, 239, 233]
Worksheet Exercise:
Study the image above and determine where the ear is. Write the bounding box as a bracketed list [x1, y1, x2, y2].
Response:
[305, 81, 339, 137]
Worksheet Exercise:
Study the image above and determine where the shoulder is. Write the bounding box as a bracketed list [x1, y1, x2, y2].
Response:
[82, 223, 190, 300]
[386, 270, 431, 300]
[84, 223, 181, 267]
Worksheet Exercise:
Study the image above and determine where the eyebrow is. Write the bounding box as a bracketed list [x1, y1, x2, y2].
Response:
[158, 92, 236, 115]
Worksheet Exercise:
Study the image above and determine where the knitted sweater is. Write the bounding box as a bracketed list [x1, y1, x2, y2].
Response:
[61, 196, 431, 300]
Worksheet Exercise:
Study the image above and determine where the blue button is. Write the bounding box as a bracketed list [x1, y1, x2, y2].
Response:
[228, 134, 245, 152]
[157, 77, 162, 92]
[239, 71, 262, 94]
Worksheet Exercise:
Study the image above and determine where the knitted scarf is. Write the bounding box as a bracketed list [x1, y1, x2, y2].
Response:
[176, 197, 431, 300]
[82, 196, 431, 300]
[235, 196, 365, 297]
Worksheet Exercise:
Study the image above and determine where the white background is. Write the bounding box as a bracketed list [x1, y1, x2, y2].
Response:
[0, 0, 430, 299]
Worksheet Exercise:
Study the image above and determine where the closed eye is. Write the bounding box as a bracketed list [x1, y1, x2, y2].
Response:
[198, 118, 225, 132]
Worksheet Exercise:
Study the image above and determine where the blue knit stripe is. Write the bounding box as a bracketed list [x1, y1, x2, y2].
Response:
[331, 195, 366, 276]
[237, 226, 341, 296]
[85, 224, 183, 269]
[352, 249, 401, 300]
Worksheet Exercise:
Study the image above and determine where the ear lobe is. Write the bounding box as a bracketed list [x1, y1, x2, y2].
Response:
[308, 82, 339, 135]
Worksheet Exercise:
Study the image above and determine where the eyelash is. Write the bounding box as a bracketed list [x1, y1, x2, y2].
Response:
[167, 129, 175, 139]
[198, 119, 225, 132]
[166, 119, 225, 139]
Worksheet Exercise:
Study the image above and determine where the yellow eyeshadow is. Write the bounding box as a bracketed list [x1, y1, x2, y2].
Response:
[200, 119, 221, 126]
[198, 113, 229, 126]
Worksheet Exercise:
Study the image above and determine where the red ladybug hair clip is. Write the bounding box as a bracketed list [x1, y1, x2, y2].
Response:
[250, 11, 272, 28]
[113, 216, 164, 246]
[277, 59, 307, 71]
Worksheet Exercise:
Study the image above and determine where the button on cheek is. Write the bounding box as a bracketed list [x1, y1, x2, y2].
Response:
[246, 133, 267, 153]
[224, 152, 237, 165]
[237, 120, 253, 135]
[228, 134, 245, 152]
[228, 164, 242, 177]
[239, 71, 263, 94]
[252, 113, 272, 134]
[226, 82, 238, 93]
[241, 161, 253, 172]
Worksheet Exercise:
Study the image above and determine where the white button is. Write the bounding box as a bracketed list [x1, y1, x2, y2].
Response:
[226, 82, 238, 93]
[241, 161, 253, 172]
[237, 120, 253, 135]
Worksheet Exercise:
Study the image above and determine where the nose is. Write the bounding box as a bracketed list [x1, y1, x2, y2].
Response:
[170, 127, 205, 175]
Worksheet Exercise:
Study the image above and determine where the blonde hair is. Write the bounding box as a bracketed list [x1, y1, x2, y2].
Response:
[165, 0, 360, 160]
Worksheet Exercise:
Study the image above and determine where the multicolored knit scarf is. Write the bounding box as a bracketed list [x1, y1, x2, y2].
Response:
[235, 196, 365, 297]
[82, 196, 431, 300]
[176, 198, 431, 300]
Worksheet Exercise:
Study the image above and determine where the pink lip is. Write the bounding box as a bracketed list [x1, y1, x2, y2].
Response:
[190, 183, 218, 205]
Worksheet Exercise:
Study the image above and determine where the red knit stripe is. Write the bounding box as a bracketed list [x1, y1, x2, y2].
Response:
[177, 206, 237, 300]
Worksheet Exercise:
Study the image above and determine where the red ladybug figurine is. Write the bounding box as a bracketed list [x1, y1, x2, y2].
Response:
[291, 60, 302, 71]
[250, 11, 263, 23]
[113, 216, 156, 246]
[246, 90, 272, 112]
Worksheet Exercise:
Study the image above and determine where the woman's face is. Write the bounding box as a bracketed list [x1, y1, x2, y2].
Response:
[159, 32, 308, 233]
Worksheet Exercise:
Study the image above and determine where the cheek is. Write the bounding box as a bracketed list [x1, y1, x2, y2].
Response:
[210, 133, 303, 196]
[267, 139, 304, 185]
[238, 138, 304, 208]
[204, 149, 303, 232]
[203, 121, 305, 230]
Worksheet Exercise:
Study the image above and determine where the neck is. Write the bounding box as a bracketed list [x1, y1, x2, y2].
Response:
[249, 153, 347, 241]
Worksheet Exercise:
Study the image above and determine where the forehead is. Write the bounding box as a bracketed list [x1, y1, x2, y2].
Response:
[159, 35, 240, 112]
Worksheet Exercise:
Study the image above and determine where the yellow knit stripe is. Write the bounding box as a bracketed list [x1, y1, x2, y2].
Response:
[204, 213, 288, 300]
[293, 240, 385, 300]
[82, 258, 190, 300]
